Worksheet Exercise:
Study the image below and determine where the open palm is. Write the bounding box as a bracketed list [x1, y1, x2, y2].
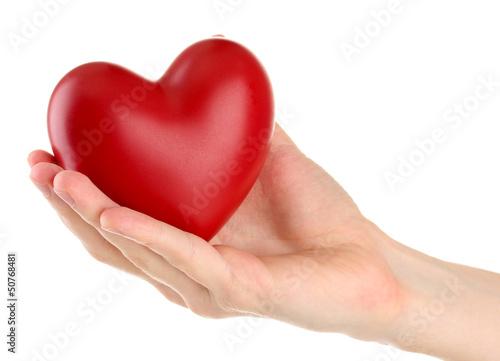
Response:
[29, 124, 403, 342]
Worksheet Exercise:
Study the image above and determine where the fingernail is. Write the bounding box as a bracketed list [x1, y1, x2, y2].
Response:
[54, 190, 75, 207]
[103, 228, 124, 236]
[34, 183, 51, 198]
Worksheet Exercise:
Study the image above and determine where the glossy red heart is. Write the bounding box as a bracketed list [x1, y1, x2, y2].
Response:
[48, 38, 274, 241]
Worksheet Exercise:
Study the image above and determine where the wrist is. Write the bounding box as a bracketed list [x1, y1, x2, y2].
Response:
[383, 240, 464, 351]
[383, 237, 500, 360]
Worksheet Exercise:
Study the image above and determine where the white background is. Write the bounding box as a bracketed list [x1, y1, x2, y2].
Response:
[1, 0, 499, 360]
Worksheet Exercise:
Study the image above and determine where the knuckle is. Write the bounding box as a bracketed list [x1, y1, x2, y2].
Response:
[86, 248, 109, 265]
[188, 302, 222, 319]
[186, 236, 198, 263]
[187, 290, 225, 319]
[186, 300, 209, 317]
[156, 223, 168, 247]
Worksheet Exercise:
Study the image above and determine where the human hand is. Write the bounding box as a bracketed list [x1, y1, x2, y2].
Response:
[29, 124, 500, 360]
[29, 124, 403, 343]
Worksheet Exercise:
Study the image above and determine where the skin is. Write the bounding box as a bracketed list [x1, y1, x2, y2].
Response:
[29, 124, 500, 360]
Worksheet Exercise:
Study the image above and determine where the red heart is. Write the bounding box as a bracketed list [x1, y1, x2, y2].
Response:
[48, 38, 274, 241]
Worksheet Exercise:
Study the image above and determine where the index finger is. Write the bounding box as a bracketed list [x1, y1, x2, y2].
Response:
[100, 207, 233, 293]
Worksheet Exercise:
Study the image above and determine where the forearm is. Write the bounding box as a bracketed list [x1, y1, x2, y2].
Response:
[385, 239, 500, 360]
